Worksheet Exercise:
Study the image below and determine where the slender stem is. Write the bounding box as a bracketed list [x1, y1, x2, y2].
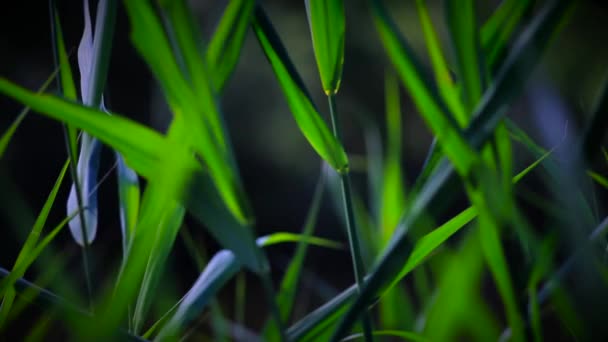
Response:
[260, 272, 286, 342]
[48, 0, 93, 312]
[327, 94, 374, 342]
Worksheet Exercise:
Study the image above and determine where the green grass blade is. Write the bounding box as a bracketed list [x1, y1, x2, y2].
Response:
[0, 71, 58, 158]
[445, 0, 486, 112]
[481, 0, 535, 70]
[0, 160, 72, 325]
[0, 79, 195, 179]
[415, 0, 466, 125]
[51, 5, 79, 171]
[286, 146, 549, 340]
[207, 0, 255, 92]
[251, 6, 349, 173]
[371, 0, 476, 175]
[305, 0, 345, 95]
[588, 171, 608, 189]
[125, 0, 253, 225]
[133, 203, 185, 333]
[379, 72, 406, 243]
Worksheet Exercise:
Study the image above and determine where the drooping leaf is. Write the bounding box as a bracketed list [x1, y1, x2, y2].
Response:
[305, 0, 345, 95]
[252, 6, 349, 173]
[0, 80, 194, 179]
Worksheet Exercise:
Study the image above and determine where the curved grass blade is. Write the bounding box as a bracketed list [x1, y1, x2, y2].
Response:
[0, 79, 195, 179]
[251, 6, 349, 173]
[207, 0, 255, 92]
[329, 1, 576, 339]
[481, 0, 535, 70]
[415, 0, 466, 125]
[154, 232, 341, 340]
[371, 0, 476, 175]
[305, 0, 345, 95]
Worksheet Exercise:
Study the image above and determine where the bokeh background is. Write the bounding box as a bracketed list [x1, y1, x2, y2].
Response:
[1, 0, 608, 337]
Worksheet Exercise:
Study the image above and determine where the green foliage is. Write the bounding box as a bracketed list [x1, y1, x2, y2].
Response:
[2, 0, 606, 341]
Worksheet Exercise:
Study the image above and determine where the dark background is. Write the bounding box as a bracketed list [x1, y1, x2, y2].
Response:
[1, 0, 608, 338]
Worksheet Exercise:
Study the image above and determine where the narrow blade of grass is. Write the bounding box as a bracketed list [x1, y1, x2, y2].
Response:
[415, 0, 466, 125]
[379, 72, 406, 243]
[444, 0, 486, 113]
[125, 0, 253, 225]
[371, 0, 477, 175]
[481, 0, 535, 70]
[251, 6, 349, 173]
[305, 0, 345, 95]
[207, 0, 255, 92]
[0, 70, 58, 158]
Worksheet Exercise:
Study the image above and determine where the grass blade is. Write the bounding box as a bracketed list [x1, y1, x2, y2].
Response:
[207, 0, 255, 92]
[371, 0, 476, 175]
[0, 160, 71, 326]
[0, 70, 58, 158]
[251, 6, 349, 173]
[305, 0, 345, 95]
[415, 0, 466, 125]
[445, 0, 486, 112]
[481, 0, 535, 70]
[125, 0, 253, 225]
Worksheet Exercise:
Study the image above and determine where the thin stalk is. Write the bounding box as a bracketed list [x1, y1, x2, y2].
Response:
[260, 272, 286, 342]
[48, 0, 93, 312]
[327, 94, 374, 342]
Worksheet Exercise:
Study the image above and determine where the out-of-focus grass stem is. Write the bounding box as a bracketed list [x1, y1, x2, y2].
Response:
[327, 93, 374, 342]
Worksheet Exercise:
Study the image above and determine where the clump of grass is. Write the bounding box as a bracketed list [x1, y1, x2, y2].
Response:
[1, 0, 608, 341]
